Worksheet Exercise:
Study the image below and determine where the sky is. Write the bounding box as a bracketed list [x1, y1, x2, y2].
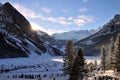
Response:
[0, 0, 120, 35]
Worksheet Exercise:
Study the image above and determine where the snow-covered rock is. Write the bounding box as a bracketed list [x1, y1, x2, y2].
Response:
[52, 30, 94, 41]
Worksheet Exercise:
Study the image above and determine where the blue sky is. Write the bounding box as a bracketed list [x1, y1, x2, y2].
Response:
[0, 0, 120, 35]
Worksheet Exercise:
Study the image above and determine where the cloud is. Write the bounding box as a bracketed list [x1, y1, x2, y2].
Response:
[78, 8, 88, 13]
[74, 15, 94, 26]
[68, 17, 73, 20]
[41, 7, 51, 13]
[13, 3, 94, 26]
[82, 0, 88, 3]
[13, 3, 37, 18]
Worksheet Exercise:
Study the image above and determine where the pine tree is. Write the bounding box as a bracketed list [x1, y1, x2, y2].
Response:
[106, 37, 115, 69]
[63, 40, 76, 75]
[69, 48, 85, 80]
[100, 45, 106, 73]
[113, 33, 120, 72]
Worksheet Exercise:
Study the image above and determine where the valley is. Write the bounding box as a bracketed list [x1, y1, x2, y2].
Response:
[0, 1, 120, 80]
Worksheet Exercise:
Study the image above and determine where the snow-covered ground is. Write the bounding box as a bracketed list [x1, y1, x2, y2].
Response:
[0, 55, 100, 80]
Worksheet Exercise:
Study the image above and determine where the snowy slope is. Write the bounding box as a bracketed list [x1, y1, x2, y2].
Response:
[0, 2, 62, 58]
[52, 30, 94, 41]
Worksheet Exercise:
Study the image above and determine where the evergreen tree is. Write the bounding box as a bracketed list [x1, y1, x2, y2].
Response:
[113, 33, 120, 72]
[63, 40, 76, 75]
[100, 45, 106, 73]
[69, 48, 85, 80]
[106, 37, 115, 69]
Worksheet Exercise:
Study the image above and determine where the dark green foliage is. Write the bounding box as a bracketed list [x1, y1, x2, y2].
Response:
[100, 45, 106, 73]
[69, 48, 85, 80]
[106, 37, 115, 69]
[63, 40, 76, 75]
[113, 33, 120, 71]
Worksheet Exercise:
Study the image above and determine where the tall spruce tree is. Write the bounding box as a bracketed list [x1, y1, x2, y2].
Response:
[69, 48, 85, 80]
[63, 40, 76, 75]
[100, 45, 106, 73]
[113, 33, 120, 72]
[107, 37, 115, 69]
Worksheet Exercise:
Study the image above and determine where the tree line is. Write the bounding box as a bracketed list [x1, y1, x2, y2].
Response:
[100, 33, 120, 73]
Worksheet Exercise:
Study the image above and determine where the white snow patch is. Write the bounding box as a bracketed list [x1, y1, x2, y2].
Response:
[83, 40, 94, 45]
[25, 39, 42, 57]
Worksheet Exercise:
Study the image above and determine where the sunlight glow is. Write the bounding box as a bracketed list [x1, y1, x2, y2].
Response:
[31, 23, 44, 31]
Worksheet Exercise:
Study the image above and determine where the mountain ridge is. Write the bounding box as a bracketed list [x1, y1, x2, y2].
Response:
[75, 14, 120, 56]
[0, 2, 62, 58]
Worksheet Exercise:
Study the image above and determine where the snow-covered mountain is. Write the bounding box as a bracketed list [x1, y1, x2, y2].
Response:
[52, 30, 95, 41]
[37, 30, 67, 53]
[75, 14, 120, 56]
[0, 2, 62, 58]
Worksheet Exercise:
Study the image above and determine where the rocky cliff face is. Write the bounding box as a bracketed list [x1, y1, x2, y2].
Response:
[75, 14, 120, 56]
[37, 30, 66, 52]
[0, 2, 62, 58]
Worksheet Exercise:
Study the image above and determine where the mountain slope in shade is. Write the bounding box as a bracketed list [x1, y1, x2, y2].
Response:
[0, 2, 62, 58]
[75, 14, 120, 56]
[37, 30, 67, 52]
[52, 30, 95, 41]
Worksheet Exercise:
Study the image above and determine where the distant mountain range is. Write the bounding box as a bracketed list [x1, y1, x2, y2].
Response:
[0, 2, 62, 58]
[52, 30, 96, 41]
[75, 14, 120, 56]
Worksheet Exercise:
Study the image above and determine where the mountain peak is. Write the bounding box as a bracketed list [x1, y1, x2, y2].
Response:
[114, 14, 120, 21]
[52, 30, 93, 41]
[3, 2, 12, 7]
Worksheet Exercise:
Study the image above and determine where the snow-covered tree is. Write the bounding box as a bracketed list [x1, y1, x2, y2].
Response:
[100, 45, 106, 73]
[69, 48, 85, 80]
[94, 60, 98, 70]
[88, 61, 94, 73]
[113, 33, 120, 72]
[63, 40, 76, 75]
[106, 37, 115, 69]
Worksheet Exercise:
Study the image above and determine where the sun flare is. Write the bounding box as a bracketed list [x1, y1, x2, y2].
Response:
[31, 23, 41, 31]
